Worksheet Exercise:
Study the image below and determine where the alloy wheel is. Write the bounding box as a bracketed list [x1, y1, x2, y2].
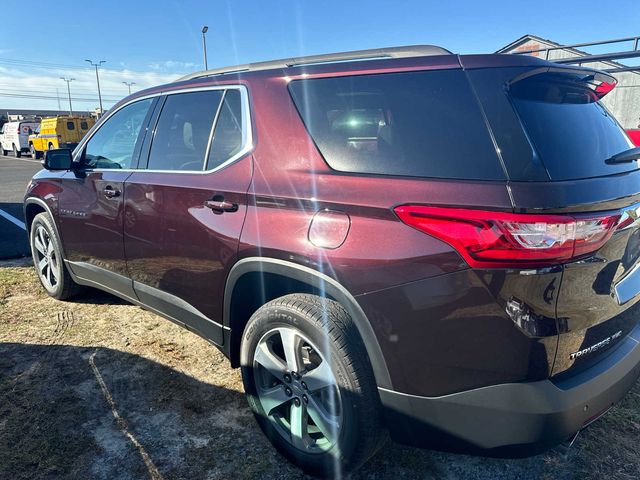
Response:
[33, 224, 60, 290]
[253, 327, 343, 454]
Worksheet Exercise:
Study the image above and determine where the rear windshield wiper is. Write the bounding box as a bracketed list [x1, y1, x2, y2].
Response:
[605, 147, 640, 164]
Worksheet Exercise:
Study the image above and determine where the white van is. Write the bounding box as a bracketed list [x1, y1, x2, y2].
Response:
[0, 120, 39, 157]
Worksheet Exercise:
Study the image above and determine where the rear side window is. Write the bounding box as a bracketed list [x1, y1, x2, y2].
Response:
[207, 89, 244, 170]
[508, 71, 635, 180]
[289, 70, 505, 180]
[148, 90, 223, 171]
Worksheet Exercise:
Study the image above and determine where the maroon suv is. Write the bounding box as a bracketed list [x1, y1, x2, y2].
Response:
[24, 45, 640, 475]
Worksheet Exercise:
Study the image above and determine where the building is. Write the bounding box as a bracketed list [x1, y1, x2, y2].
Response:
[497, 34, 640, 129]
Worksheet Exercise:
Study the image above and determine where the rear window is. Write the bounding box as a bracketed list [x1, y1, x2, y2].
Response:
[508, 70, 635, 180]
[67, 121, 75, 130]
[289, 70, 505, 180]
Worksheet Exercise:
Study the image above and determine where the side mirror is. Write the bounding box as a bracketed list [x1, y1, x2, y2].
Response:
[43, 148, 73, 170]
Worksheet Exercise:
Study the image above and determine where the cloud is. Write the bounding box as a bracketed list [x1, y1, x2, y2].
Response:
[148, 60, 199, 72]
[0, 64, 180, 111]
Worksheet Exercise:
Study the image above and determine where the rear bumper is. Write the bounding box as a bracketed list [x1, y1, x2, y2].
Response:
[379, 323, 640, 457]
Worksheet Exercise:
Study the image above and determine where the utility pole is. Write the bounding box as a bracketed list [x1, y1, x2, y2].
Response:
[202, 26, 209, 70]
[122, 81, 136, 95]
[60, 77, 75, 116]
[85, 59, 106, 116]
[55, 88, 61, 111]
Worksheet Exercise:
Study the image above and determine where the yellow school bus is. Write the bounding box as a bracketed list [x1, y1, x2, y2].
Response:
[28, 116, 95, 158]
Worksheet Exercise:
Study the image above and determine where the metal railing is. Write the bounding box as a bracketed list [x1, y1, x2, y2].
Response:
[513, 36, 640, 72]
[514, 36, 640, 59]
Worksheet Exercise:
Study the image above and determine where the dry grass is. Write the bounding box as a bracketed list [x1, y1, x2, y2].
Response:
[1, 264, 639, 479]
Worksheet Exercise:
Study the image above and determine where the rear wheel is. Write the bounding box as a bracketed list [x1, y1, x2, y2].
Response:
[29, 212, 81, 300]
[241, 294, 383, 476]
[13, 144, 21, 158]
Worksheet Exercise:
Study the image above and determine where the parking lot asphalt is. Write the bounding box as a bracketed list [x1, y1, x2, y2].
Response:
[0, 154, 42, 259]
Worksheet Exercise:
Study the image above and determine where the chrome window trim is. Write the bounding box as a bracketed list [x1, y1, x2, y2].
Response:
[72, 84, 253, 175]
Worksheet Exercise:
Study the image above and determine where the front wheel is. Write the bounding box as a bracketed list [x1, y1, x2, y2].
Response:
[30, 144, 40, 159]
[30, 212, 81, 300]
[0, 143, 6, 156]
[241, 294, 384, 477]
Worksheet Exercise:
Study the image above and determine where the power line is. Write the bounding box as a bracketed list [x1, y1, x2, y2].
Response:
[0, 92, 116, 104]
[0, 86, 122, 100]
[0, 56, 187, 76]
[0, 84, 124, 96]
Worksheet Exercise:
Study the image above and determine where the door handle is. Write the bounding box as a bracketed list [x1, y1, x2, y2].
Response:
[103, 186, 121, 199]
[204, 196, 238, 213]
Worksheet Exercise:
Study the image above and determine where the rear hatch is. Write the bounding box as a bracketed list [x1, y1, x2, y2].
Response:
[19, 122, 38, 147]
[465, 59, 640, 378]
[63, 119, 82, 144]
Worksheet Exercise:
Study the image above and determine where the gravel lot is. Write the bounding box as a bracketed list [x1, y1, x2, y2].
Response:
[1, 260, 639, 479]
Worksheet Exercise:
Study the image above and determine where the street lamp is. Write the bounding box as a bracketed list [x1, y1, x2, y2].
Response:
[59, 77, 75, 116]
[85, 59, 106, 116]
[202, 26, 209, 70]
[122, 81, 136, 95]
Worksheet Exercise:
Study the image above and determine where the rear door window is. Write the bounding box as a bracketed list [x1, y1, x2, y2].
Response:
[207, 89, 244, 170]
[288, 69, 505, 180]
[148, 90, 223, 171]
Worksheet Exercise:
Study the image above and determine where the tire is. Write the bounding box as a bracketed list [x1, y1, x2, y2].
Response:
[241, 294, 384, 477]
[48, 143, 54, 150]
[0, 143, 6, 156]
[30, 144, 40, 159]
[13, 144, 21, 158]
[29, 212, 81, 300]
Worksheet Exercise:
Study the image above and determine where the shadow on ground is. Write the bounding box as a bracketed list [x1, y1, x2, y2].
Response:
[0, 343, 257, 480]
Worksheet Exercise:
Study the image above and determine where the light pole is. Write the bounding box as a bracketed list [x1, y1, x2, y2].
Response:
[60, 77, 75, 116]
[122, 81, 136, 95]
[202, 26, 209, 70]
[85, 59, 106, 116]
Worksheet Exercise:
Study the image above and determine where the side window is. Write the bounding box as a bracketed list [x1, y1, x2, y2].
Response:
[289, 70, 505, 180]
[67, 121, 75, 130]
[82, 98, 153, 169]
[207, 89, 244, 170]
[148, 90, 223, 171]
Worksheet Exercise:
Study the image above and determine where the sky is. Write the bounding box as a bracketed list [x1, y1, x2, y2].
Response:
[1, 0, 639, 111]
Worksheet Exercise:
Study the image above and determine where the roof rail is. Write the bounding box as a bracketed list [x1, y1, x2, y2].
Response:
[178, 44, 452, 81]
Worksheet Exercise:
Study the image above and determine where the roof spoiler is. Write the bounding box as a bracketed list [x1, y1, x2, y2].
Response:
[507, 66, 618, 99]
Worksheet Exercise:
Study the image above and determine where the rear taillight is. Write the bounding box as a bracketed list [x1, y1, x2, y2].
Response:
[394, 206, 620, 268]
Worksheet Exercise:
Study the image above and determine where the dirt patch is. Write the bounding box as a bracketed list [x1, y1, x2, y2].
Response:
[1, 265, 639, 479]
